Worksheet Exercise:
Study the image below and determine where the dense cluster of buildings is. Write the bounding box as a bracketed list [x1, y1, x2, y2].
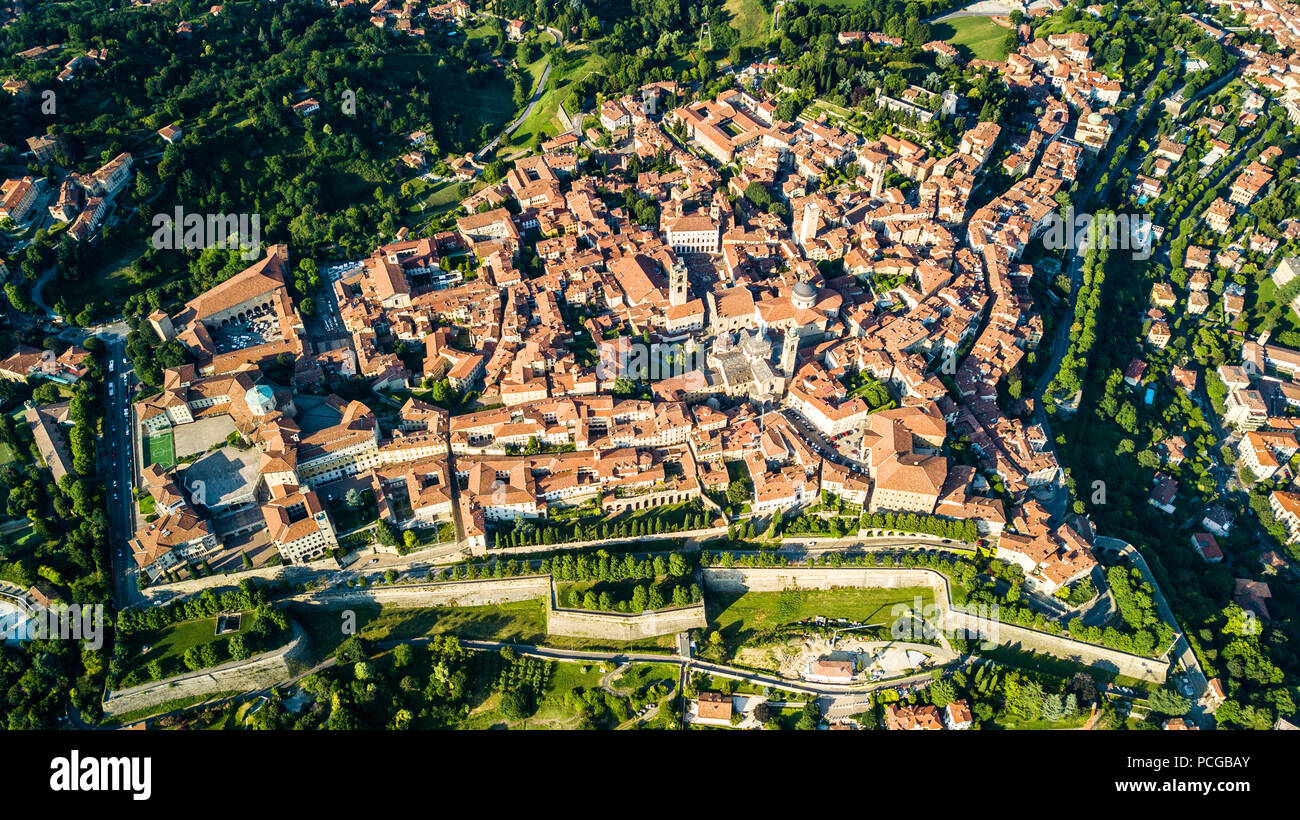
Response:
[107, 21, 1152, 593]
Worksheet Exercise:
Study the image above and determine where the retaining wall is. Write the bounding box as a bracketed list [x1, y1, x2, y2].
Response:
[284, 576, 552, 609]
[101, 624, 310, 719]
[139, 556, 340, 602]
[702, 566, 1169, 683]
[546, 603, 706, 640]
[285, 574, 704, 641]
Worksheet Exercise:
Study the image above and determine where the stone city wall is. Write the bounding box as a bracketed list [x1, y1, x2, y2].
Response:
[702, 566, 1169, 683]
[102, 624, 310, 718]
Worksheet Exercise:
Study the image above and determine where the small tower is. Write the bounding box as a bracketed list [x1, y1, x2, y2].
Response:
[710, 189, 727, 222]
[800, 200, 820, 246]
[669, 260, 689, 307]
[148, 309, 176, 342]
[781, 326, 799, 376]
[862, 150, 887, 197]
[940, 88, 958, 119]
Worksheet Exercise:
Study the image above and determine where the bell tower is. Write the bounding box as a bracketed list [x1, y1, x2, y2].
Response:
[781, 326, 799, 376]
[669, 260, 689, 307]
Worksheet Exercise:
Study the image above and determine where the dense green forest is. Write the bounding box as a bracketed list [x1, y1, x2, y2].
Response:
[1, 0, 524, 322]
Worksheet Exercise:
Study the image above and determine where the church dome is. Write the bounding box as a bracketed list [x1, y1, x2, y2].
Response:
[792, 280, 818, 309]
[245, 384, 277, 416]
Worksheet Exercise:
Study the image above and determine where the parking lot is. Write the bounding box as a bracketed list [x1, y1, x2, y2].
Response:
[316, 260, 363, 335]
[212, 314, 282, 354]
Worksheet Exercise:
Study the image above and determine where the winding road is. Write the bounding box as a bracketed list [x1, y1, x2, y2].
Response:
[1094, 536, 1210, 714]
[474, 17, 564, 160]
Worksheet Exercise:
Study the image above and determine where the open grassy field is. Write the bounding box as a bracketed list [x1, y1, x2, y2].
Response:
[609, 662, 679, 695]
[456, 659, 608, 730]
[404, 178, 469, 221]
[724, 0, 880, 43]
[991, 709, 1093, 730]
[1250, 277, 1300, 341]
[545, 632, 679, 653]
[706, 586, 933, 650]
[296, 598, 678, 659]
[934, 16, 1013, 61]
[0, 522, 42, 559]
[121, 614, 254, 680]
[507, 45, 604, 150]
[724, 0, 771, 43]
[293, 600, 550, 660]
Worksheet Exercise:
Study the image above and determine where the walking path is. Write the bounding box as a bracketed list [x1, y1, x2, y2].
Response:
[475, 60, 552, 160]
[926, 0, 1017, 23]
[473, 17, 564, 160]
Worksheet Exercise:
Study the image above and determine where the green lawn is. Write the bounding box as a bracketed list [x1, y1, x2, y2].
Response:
[143, 431, 176, 469]
[293, 600, 550, 660]
[0, 441, 17, 469]
[455, 659, 607, 730]
[692, 672, 773, 697]
[507, 45, 604, 150]
[0, 522, 42, 559]
[404, 178, 466, 218]
[934, 16, 1014, 62]
[992, 710, 1093, 730]
[706, 586, 934, 651]
[724, 0, 771, 43]
[609, 662, 678, 695]
[121, 614, 254, 680]
[543, 632, 679, 653]
[296, 595, 678, 657]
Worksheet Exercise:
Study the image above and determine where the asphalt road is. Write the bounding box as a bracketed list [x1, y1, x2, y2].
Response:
[1095, 536, 1211, 716]
[101, 328, 143, 607]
